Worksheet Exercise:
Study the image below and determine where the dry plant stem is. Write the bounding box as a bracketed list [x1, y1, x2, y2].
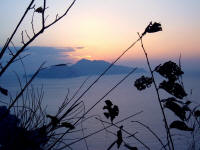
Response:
[96, 118, 150, 150]
[0, 0, 35, 59]
[48, 68, 138, 149]
[138, 34, 174, 150]
[56, 36, 142, 128]
[66, 36, 142, 112]
[131, 121, 166, 150]
[48, 36, 144, 149]
[0, 0, 77, 77]
[60, 111, 143, 149]
[8, 62, 44, 110]
[0, 63, 45, 122]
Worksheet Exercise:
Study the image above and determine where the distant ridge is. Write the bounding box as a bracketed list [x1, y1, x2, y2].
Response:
[34, 59, 145, 78]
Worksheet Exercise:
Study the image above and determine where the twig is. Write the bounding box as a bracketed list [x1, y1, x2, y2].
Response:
[96, 118, 151, 150]
[131, 121, 166, 150]
[48, 68, 137, 149]
[0, 0, 77, 77]
[0, 62, 45, 122]
[138, 33, 174, 150]
[0, 0, 35, 59]
[59, 111, 143, 149]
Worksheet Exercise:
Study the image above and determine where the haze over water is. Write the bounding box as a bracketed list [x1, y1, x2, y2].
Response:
[1, 73, 199, 149]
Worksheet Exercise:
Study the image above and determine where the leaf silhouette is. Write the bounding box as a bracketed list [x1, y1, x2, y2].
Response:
[161, 97, 184, 104]
[61, 122, 75, 130]
[170, 120, 193, 131]
[0, 86, 8, 96]
[103, 100, 119, 122]
[142, 22, 162, 36]
[124, 143, 138, 150]
[185, 101, 192, 105]
[182, 104, 191, 112]
[116, 126, 123, 148]
[155, 61, 183, 82]
[164, 101, 186, 121]
[104, 112, 110, 119]
[134, 76, 153, 91]
[159, 80, 187, 99]
[194, 110, 200, 118]
[35, 7, 44, 13]
[103, 100, 113, 109]
[46, 114, 59, 127]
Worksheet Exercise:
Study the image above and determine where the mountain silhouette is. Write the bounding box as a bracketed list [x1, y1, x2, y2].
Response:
[34, 59, 145, 78]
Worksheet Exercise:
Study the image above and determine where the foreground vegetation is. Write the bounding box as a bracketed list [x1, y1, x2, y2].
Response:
[0, 1, 199, 150]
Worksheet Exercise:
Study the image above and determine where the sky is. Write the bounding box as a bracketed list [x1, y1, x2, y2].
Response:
[0, 0, 200, 71]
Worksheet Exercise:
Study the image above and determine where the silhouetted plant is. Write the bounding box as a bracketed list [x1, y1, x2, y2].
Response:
[1, 1, 199, 148]
[133, 22, 200, 150]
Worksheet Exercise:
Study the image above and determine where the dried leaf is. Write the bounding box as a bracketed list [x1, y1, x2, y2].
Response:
[35, 7, 44, 13]
[103, 100, 113, 109]
[124, 144, 138, 150]
[159, 80, 187, 99]
[194, 110, 200, 118]
[155, 61, 183, 81]
[161, 97, 184, 104]
[116, 126, 123, 148]
[61, 122, 75, 130]
[0, 86, 8, 96]
[104, 112, 110, 119]
[164, 101, 186, 121]
[46, 114, 59, 127]
[103, 100, 119, 122]
[142, 22, 162, 36]
[134, 76, 153, 91]
[170, 120, 193, 131]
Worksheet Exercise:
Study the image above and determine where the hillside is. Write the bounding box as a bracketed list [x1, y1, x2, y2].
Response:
[35, 59, 145, 78]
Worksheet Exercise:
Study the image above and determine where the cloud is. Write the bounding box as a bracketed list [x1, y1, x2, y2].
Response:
[75, 46, 84, 49]
[1, 46, 83, 74]
[72, 55, 92, 60]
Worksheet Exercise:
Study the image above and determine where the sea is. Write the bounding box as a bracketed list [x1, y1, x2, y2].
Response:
[0, 72, 200, 150]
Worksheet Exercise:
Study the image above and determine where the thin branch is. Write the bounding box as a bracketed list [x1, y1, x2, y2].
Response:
[59, 111, 143, 150]
[25, 30, 31, 40]
[45, 0, 77, 29]
[0, 63, 45, 122]
[96, 118, 150, 150]
[0, 0, 77, 77]
[0, 0, 35, 59]
[31, 10, 36, 35]
[48, 68, 137, 149]
[138, 33, 174, 150]
[131, 121, 166, 150]
[21, 31, 25, 45]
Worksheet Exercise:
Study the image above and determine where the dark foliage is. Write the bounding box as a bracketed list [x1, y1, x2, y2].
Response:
[103, 100, 119, 122]
[124, 143, 138, 150]
[170, 120, 193, 131]
[134, 76, 153, 91]
[116, 126, 123, 148]
[142, 22, 162, 36]
[0, 86, 8, 96]
[159, 80, 187, 99]
[46, 114, 59, 128]
[164, 100, 186, 121]
[0, 106, 48, 150]
[155, 61, 183, 82]
[61, 122, 75, 130]
[35, 7, 44, 13]
[194, 110, 200, 118]
[161, 97, 184, 104]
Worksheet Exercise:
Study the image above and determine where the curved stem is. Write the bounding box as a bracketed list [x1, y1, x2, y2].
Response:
[138, 34, 174, 150]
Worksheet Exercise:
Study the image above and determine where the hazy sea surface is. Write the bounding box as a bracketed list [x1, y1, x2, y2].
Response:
[0, 73, 200, 150]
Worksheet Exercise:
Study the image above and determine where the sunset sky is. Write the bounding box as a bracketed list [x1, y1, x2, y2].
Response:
[0, 0, 200, 70]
